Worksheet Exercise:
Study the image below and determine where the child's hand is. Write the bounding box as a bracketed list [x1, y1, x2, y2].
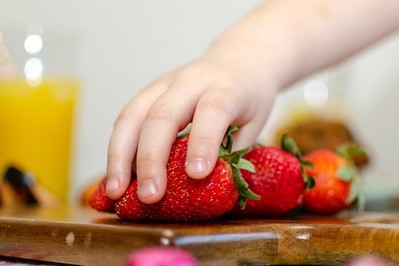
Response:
[104, 0, 399, 204]
[105, 57, 277, 203]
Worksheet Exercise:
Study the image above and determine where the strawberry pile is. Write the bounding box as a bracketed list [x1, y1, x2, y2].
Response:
[89, 126, 259, 222]
[229, 136, 363, 218]
[90, 126, 364, 222]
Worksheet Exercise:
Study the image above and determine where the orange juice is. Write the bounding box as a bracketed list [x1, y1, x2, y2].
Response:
[0, 78, 78, 204]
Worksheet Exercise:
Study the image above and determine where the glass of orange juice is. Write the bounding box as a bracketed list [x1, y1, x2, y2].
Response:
[0, 24, 80, 205]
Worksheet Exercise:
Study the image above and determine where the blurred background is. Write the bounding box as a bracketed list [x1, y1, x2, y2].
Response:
[1, 0, 399, 208]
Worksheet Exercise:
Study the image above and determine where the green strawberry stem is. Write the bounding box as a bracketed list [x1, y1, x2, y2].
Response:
[336, 142, 367, 162]
[335, 143, 366, 208]
[281, 133, 315, 189]
[336, 165, 356, 182]
[220, 125, 260, 209]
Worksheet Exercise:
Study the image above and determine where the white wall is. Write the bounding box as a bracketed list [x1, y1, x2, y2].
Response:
[1, 0, 399, 203]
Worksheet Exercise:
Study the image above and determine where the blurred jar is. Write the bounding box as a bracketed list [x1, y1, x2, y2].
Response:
[0, 23, 80, 206]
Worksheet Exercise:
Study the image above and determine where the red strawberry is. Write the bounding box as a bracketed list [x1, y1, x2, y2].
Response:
[114, 126, 259, 222]
[303, 144, 363, 214]
[89, 177, 115, 213]
[230, 134, 313, 218]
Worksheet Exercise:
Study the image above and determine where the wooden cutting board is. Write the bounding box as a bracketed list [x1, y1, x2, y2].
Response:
[0, 206, 398, 265]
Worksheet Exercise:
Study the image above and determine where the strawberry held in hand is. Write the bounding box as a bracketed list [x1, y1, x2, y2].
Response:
[114, 126, 259, 222]
[230, 134, 313, 218]
[303, 144, 364, 215]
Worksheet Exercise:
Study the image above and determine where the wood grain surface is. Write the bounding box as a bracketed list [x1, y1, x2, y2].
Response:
[0, 206, 398, 265]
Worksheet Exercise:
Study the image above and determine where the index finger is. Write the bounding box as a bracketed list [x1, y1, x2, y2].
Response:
[105, 101, 145, 200]
[105, 81, 169, 200]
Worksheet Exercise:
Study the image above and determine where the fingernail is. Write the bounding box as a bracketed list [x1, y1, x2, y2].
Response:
[186, 158, 208, 175]
[106, 178, 120, 193]
[138, 179, 158, 198]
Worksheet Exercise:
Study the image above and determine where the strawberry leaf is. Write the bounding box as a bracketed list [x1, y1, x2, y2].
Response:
[281, 133, 302, 158]
[280, 133, 314, 186]
[231, 165, 261, 209]
[221, 125, 260, 209]
[225, 125, 239, 136]
[224, 125, 239, 153]
[228, 147, 251, 163]
[306, 176, 316, 189]
[336, 166, 355, 182]
[301, 160, 313, 168]
[336, 143, 367, 162]
[236, 158, 255, 173]
[345, 171, 362, 208]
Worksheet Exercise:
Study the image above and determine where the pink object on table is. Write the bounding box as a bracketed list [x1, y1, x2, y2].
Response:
[346, 255, 395, 266]
[126, 246, 198, 266]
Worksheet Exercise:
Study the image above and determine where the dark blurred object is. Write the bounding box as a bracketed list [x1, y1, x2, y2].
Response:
[0, 165, 59, 208]
[275, 119, 369, 167]
[3, 165, 38, 206]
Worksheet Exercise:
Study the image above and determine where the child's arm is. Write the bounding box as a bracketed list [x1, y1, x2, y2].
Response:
[106, 0, 399, 203]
